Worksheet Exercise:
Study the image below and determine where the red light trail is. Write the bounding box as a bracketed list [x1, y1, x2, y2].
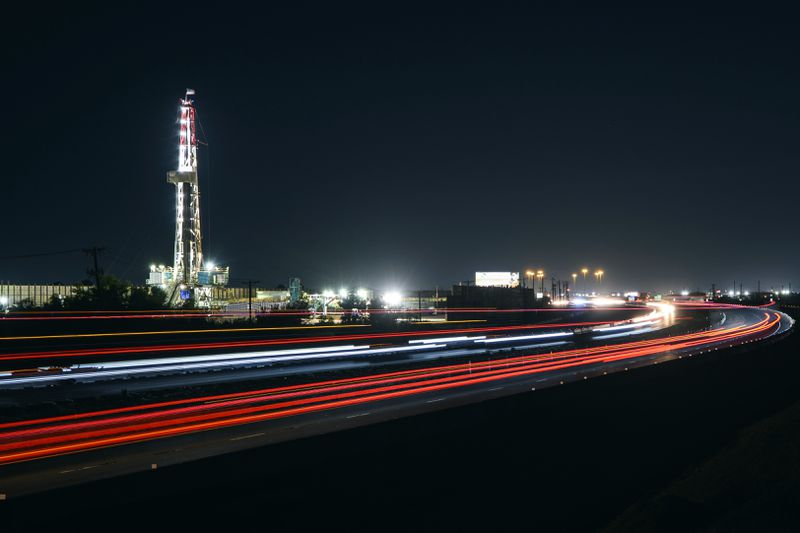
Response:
[0, 310, 782, 466]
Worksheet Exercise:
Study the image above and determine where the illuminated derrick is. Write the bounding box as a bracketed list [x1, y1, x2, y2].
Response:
[149, 90, 228, 307]
[167, 89, 203, 288]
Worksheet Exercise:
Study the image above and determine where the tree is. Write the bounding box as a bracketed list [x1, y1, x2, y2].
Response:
[41, 294, 65, 311]
[13, 298, 37, 311]
[339, 293, 368, 311]
[129, 286, 168, 310]
[61, 275, 168, 311]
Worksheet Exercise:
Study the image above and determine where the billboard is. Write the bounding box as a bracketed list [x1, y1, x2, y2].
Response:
[475, 272, 520, 288]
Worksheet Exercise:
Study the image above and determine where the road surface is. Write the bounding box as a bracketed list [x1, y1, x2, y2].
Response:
[0, 303, 792, 498]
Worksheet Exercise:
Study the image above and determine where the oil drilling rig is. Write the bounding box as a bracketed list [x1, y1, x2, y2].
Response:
[147, 89, 228, 306]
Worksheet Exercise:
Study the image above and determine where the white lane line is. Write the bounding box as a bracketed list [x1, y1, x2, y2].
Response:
[426, 398, 445, 404]
[59, 464, 99, 475]
[230, 432, 265, 442]
[346, 412, 371, 419]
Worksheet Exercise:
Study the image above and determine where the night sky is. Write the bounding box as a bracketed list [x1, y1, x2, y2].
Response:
[3, 7, 798, 293]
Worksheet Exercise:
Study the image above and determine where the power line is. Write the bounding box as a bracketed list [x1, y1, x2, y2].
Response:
[0, 248, 85, 260]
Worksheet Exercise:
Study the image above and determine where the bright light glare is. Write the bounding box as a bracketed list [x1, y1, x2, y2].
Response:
[0, 297, 8, 305]
[592, 297, 625, 307]
[383, 291, 403, 307]
[339, 288, 349, 298]
[206, 261, 215, 271]
[356, 288, 369, 300]
[322, 290, 335, 298]
[681, 290, 689, 296]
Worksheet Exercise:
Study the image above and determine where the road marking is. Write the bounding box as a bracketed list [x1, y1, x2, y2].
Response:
[230, 432, 265, 441]
[426, 398, 445, 404]
[59, 464, 99, 475]
[346, 412, 371, 419]
[487, 386, 503, 392]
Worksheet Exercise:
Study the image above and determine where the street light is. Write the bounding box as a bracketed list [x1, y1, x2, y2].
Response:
[581, 268, 589, 294]
[537, 270, 544, 297]
[526, 270, 535, 290]
[595, 270, 604, 292]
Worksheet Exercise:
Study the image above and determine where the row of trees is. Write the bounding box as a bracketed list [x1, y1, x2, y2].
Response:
[13, 275, 169, 311]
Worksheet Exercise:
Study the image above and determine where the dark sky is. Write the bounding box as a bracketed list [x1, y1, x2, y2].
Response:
[2, 6, 798, 293]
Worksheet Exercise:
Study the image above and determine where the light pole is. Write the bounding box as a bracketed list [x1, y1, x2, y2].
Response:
[241, 279, 260, 321]
[537, 270, 544, 298]
[321, 289, 335, 317]
[581, 268, 588, 295]
[595, 270, 604, 293]
[526, 270, 535, 290]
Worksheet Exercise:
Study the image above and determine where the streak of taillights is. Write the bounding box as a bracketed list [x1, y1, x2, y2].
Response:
[0, 312, 781, 465]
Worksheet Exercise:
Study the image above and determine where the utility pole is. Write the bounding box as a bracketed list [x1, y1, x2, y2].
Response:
[241, 279, 259, 321]
[82, 246, 106, 290]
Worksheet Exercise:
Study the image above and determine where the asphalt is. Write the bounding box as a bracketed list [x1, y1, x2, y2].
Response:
[0, 306, 790, 498]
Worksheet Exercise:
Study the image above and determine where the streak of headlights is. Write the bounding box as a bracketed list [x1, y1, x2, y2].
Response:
[0, 344, 447, 386]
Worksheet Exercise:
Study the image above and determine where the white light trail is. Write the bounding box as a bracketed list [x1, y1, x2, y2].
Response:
[476, 331, 574, 344]
[409, 336, 487, 344]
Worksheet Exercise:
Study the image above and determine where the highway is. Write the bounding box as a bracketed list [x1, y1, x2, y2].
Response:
[0, 303, 792, 498]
